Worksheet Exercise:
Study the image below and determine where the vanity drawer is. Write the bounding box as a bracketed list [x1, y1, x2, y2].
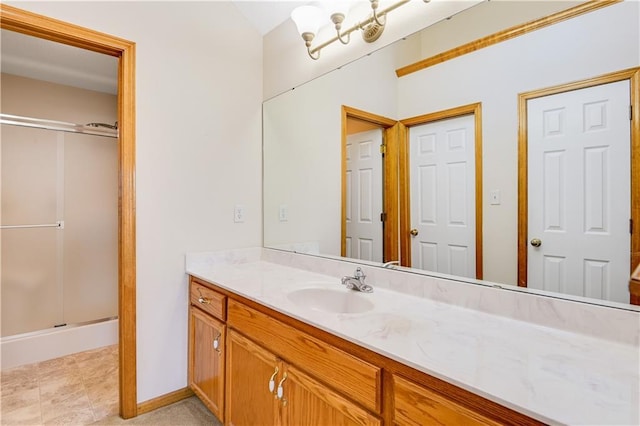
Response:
[190, 279, 227, 321]
[227, 299, 381, 413]
[393, 374, 500, 426]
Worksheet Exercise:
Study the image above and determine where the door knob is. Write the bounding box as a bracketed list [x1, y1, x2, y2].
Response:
[410, 228, 419, 237]
[530, 238, 542, 247]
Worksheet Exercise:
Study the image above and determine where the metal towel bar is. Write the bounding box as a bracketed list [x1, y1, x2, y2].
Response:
[1, 221, 64, 230]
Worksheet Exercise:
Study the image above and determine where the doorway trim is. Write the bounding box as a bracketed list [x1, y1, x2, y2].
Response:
[0, 4, 138, 418]
[399, 103, 483, 278]
[517, 67, 640, 302]
[341, 106, 397, 262]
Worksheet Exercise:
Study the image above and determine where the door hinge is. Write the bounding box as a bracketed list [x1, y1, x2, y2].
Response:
[380, 144, 386, 154]
[380, 212, 387, 222]
[631, 218, 634, 235]
[630, 105, 633, 121]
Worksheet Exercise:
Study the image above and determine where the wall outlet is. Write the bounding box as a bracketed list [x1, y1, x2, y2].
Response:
[279, 204, 288, 222]
[234, 204, 245, 223]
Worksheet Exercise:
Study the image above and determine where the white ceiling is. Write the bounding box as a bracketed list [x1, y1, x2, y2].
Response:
[0, 1, 299, 95]
[233, 0, 308, 35]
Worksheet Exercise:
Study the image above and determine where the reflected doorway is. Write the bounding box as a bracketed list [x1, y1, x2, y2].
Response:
[519, 72, 638, 304]
[345, 126, 384, 262]
[400, 103, 483, 279]
[341, 106, 397, 263]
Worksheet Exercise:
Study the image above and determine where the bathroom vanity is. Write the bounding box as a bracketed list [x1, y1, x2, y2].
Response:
[186, 248, 639, 426]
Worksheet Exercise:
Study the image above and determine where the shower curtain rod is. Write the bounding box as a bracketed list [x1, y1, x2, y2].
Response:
[0, 113, 118, 138]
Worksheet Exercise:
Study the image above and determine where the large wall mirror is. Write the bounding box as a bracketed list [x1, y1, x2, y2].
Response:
[263, 0, 640, 310]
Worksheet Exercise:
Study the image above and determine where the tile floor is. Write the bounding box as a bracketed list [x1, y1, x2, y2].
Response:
[93, 396, 221, 425]
[1, 345, 119, 425]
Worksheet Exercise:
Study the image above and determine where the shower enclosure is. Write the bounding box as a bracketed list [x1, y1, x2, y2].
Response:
[1, 113, 118, 366]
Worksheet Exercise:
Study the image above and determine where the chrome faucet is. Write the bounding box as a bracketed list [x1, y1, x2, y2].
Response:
[382, 260, 399, 269]
[341, 267, 373, 293]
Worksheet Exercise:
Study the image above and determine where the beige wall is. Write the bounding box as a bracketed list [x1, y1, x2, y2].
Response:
[1, 73, 118, 336]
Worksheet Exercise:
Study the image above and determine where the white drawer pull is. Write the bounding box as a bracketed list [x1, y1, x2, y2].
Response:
[268, 366, 279, 393]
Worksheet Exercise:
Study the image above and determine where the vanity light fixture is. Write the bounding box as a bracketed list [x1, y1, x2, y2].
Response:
[291, 0, 429, 60]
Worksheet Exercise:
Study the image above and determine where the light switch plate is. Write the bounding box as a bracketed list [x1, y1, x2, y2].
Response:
[234, 204, 245, 223]
[279, 204, 288, 222]
[490, 190, 501, 205]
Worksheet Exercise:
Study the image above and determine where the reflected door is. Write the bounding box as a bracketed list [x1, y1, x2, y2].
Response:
[527, 80, 630, 303]
[409, 115, 476, 277]
[345, 129, 383, 262]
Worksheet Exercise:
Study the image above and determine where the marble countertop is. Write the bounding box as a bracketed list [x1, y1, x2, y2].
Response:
[187, 260, 639, 425]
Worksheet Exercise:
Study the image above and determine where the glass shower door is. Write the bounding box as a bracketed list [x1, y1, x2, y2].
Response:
[1, 125, 63, 336]
[1, 124, 118, 337]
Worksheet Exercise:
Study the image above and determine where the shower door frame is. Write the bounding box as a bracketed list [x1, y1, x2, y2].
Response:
[0, 4, 138, 419]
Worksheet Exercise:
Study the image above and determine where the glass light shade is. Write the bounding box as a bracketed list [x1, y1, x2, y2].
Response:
[291, 5, 324, 36]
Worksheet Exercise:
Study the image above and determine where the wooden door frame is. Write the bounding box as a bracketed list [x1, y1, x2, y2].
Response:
[341, 106, 398, 262]
[517, 68, 640, 305]
[399, 103, 484, 279]
[0, 5, 138, 418]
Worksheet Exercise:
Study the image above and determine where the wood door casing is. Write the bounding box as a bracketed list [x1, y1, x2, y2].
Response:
[517, 67, 640, 306]
[189, 307, 225, 420]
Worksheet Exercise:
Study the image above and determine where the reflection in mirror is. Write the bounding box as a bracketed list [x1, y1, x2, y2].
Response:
[403, 109, 480, 280]
[344, 119, 384, 263]
[263, 1, 640, 308]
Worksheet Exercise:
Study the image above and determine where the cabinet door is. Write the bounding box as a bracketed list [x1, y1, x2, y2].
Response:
[189, 307, 226, 420]
[280, 363, 381, 426]
[226, 330, 279, 426]
[394, 375, 499, 426]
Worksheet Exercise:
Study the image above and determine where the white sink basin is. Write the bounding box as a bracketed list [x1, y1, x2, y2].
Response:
[287, 287, 374, 314]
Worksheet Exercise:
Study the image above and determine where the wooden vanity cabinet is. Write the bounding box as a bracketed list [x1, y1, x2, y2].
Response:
[226, 329, 380, 426]
[281, 362, 381, 426]
[188, 279, 227, 422]
[226, 330, 278, 426]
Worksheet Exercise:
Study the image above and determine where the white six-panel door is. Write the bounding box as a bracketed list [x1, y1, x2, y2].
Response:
[409, 115, 476, 277]
[527, 80, 630, 303]
[346, 129, 383, 262]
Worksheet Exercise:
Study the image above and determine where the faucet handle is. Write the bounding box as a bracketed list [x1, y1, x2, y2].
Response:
[354, 267, 365, 279]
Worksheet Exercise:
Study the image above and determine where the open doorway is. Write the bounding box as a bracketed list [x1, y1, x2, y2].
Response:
[341, 106, 398, 263]
[0, 4, 137, 418]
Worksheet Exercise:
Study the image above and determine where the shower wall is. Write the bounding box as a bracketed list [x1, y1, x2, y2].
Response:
[1, 73, 118, 337]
